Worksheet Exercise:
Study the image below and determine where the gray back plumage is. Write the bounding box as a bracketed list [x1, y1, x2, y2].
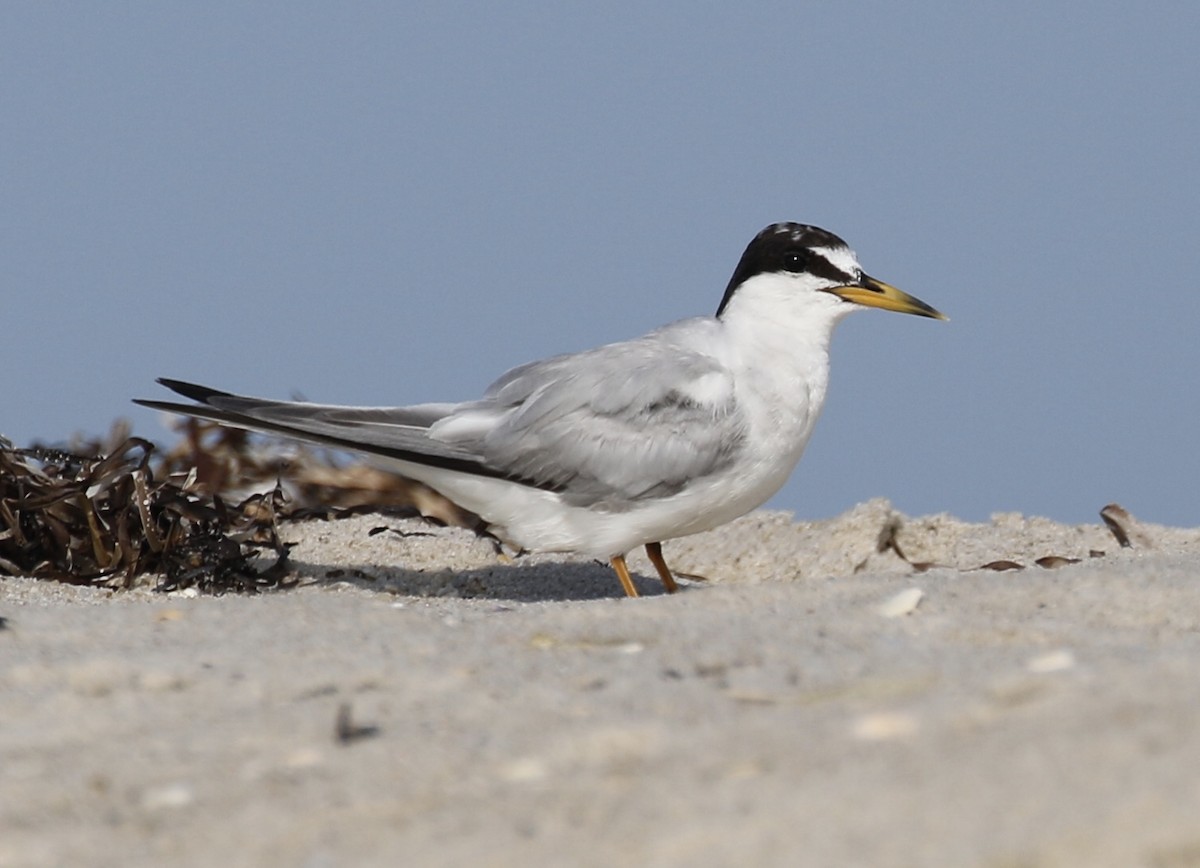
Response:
[437, 321, 747, 507]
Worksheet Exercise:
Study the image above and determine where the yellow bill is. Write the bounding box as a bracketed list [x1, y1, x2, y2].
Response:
[828, 274, 947, 320]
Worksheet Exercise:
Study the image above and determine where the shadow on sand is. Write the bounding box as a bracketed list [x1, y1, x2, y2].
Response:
[285, 555, 687, 603]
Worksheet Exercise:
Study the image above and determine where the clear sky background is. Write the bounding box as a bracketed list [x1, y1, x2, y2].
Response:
[3, 3, 1197, 527]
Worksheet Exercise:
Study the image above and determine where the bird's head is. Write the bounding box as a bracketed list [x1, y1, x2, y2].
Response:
[715, 222, 946, 324]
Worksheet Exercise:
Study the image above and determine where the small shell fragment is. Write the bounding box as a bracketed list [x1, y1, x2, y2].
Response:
[877, 587, 924, 618]
[1035, 556, 1081, 569]
[1100, 503, 1153, 548]
[852, 711, 920, 741]
[1027, 649, 1076, 673]
[140, 783, 194, 810]
[979, 560, 1024, 572]
[499, 756, 550, 782]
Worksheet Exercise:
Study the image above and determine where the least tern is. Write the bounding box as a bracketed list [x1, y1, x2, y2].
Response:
[137, 223, 945, 597]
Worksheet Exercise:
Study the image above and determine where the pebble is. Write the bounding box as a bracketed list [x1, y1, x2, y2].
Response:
[877, 587, 924, 618]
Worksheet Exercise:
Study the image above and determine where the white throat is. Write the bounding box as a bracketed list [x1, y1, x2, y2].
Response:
[710, 270, 859, 504]
[719, 270, 856, 381]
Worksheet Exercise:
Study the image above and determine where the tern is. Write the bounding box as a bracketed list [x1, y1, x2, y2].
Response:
[137, 223, 945, 597]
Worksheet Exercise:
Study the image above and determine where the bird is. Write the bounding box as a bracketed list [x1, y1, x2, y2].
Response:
[136, 223, 945, 597]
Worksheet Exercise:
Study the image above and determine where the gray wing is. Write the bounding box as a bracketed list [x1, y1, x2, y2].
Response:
[430, 325, 747, 505]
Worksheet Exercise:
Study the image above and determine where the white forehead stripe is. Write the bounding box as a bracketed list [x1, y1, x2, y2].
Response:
[811, 245, 861, 279]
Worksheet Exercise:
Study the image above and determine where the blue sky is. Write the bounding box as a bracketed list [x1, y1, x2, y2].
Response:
[3, 3, 1197, 526]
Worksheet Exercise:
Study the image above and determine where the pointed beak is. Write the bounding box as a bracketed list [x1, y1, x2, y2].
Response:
[827, 274, 948, 320]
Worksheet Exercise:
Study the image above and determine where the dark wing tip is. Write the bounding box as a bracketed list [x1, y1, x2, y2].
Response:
[132, 397, 192, 413]
[153, 378, 235, 404]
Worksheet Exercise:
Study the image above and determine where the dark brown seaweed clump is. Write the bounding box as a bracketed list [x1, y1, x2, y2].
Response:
[0, 430, 291, 593]
[1, 418, 482, 593]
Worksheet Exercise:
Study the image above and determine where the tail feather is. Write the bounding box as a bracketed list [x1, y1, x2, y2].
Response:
[135, 379, 555, 491]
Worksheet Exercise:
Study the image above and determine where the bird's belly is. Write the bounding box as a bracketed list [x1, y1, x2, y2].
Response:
[376, 416, 811, 558]
[502, 447, 804, 557]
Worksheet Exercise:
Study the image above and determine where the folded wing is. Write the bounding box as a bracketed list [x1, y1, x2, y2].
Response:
[137, 324, 746, 506]
[436, 326, 747, 505]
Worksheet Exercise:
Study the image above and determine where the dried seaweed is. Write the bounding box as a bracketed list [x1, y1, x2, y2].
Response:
[1, 417, 484, 594]
[0, 432, 289, 593]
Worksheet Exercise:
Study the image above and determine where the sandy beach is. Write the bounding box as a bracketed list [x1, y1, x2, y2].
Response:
[3, 501, 1200, 868]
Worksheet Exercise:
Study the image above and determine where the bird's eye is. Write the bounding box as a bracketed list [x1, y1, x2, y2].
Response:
[782, 250, 809, 273]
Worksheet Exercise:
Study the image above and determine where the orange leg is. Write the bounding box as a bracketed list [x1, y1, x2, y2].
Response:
[610, 554, 640, 598]
[644, 541, 679, 594]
